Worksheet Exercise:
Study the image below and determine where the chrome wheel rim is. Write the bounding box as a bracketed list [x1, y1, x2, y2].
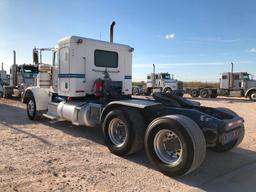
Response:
[202, 91, 207, 97]
[154, 129, 183, 165]
[192, 91, 197, 97]
[108, 118, 127, 147]
[251, 93, 256, 101]
[165, 89, 172, 94]
[28, 100, 35, 116]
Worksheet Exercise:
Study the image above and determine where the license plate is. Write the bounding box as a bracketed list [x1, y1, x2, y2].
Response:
[221, 129, 240, 145]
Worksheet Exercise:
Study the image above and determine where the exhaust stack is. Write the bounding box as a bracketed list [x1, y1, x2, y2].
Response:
[1, 62, 3, 71]
[12, 50, 18, 87]
[110, 21, 116, 43]
[13, 50, 16, 65]
[230, 62, 234, 89]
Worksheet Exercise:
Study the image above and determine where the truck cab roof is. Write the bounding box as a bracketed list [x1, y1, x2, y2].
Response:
[58, 36, 133, 51]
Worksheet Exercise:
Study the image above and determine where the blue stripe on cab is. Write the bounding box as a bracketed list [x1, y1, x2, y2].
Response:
[124, 75, 132, 79]
[58, 74, 85, 78]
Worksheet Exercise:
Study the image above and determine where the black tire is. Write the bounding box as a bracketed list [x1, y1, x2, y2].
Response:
[190, 89, 199, 98]
[249, 90, 256, 102]
[209, 108, 244, 152]
[26, 93, 43, 120]
[132, 87, 139, 95]
[102, 107, 145, 156]
[164, 87, 172, 94]
[200, 89, 209, 98]
[210, 93, 218, 98]
[146, 88, 152, 96]
[3, 88, 11, 99]
[145, 115, 206, 177]
[0, 91, 3, 98]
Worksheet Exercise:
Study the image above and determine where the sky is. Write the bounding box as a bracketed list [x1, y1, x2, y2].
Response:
[0, 0, 256, 82]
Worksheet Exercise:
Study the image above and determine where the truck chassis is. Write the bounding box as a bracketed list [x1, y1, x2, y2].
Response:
[23, 91, 245, 177]
[188, 87, 256, 101]
[22, 25, 245, 177]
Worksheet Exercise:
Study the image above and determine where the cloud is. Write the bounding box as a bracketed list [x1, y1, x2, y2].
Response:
[249, 48, 256, 53]
[186, 37, 239, 44]
[165, 34, 175, 40]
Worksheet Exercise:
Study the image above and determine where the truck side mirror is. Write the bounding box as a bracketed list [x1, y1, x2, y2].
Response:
[33, 50, 39, 64]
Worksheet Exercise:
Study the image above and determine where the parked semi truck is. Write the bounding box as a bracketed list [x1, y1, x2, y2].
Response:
[22, 22, 245, 177]
[0, 62, 9, 97]
[189, 69, 256, 101]
[146, 72, 184, 96]
[3, 48, 52, 99]
[3, 51, 38, 98]
[132, 72, 184, 96]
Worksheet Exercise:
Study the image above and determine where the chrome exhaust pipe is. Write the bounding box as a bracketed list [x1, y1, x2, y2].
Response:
[110, 21, 115, 43]
[13, 50, 16, 65]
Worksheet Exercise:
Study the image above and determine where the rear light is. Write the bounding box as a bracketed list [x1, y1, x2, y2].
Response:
[227, 119, 243, 128]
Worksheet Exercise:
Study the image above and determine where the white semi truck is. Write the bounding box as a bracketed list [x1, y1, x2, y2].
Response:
[189, 70, 256, 101]
[146, 72, 184, 96]
[3, 48, 52, 99]
[3, 50, 39, 98]
[0, 62, 9, 97]
[22, 22, 245, 177]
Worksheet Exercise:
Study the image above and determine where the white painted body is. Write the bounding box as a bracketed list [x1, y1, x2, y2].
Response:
[24, 35, 134, 127]
[0, 70, 8, 82]
[37, 64, 52, 88]
[0, 69, 8, 93]
[0, 69, 8, 94]
[146, 73, 182, 91]
[220, 72, 256, 91]
[24, 86, 49, 110]
[57, 36, 133, 97]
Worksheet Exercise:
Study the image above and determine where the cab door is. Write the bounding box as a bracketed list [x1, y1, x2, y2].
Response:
[59, 47, 70, 92]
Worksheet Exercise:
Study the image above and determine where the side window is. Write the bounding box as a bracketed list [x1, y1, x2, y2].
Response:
[222, 75, 227, 79]
[59, 47, 69, 73]
[52, 51, 59, 66]
[234, 74, 239, 80]
[147, 75, 151, 80]
[94, 50, 118, 68]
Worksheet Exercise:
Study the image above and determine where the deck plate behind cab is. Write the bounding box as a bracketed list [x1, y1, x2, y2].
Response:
[108, 99, 161, 109]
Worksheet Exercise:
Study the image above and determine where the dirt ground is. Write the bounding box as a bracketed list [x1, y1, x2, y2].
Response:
[0, 95, 256, 192]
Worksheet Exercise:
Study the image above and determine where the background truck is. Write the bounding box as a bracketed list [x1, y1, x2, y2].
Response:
[3, 48, 52, 99]
[0, 62, 9, 97]
[146, 72, 184, 96]
[22, 22, 244, 177]
[189, 63, 256, 101]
